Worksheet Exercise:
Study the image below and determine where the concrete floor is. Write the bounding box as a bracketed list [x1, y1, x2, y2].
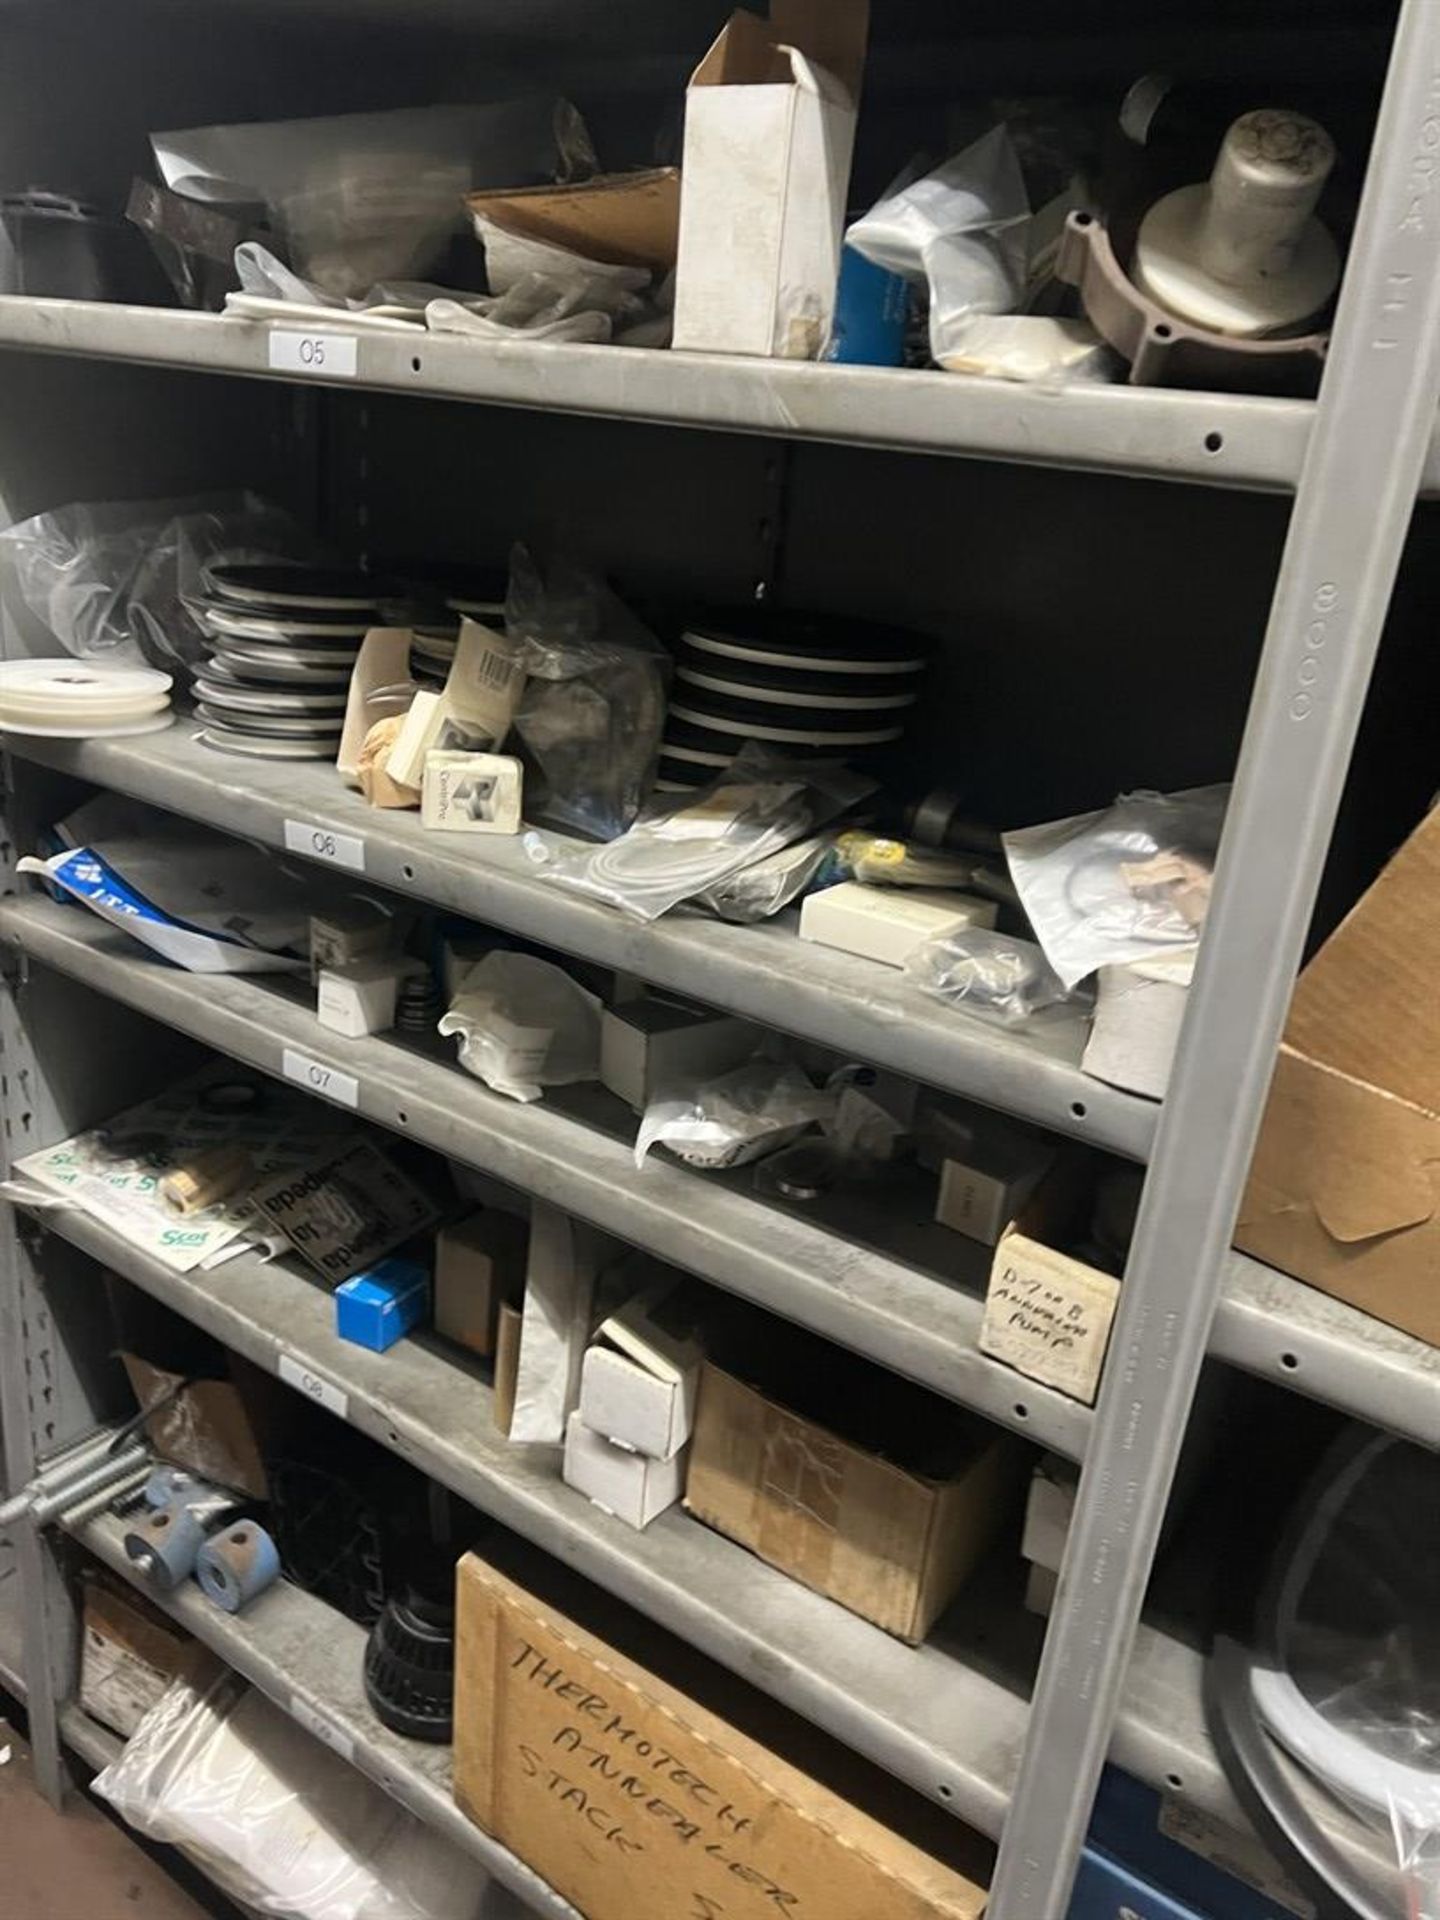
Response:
[0, 1714, 214, 1920]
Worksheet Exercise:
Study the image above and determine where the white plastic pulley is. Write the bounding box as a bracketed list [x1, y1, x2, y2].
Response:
[1132, 109, 1340, 336]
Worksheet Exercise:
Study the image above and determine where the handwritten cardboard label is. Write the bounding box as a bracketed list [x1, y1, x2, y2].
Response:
[980, 1232, 1120, 1405]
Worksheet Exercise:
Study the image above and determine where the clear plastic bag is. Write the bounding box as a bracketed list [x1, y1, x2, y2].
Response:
[505, 544, 669, 840]
[94, 1670, 522, 1919]
[439, 951, 600, 1102]
[1254, 1431, 1440, 1918]
[846, 128, 1031, 366]
[698, 833, 832, 923]
[1004, 785, 1229, 990]
[527, 752, 873, 921]
[152, 100, 572, 301]
[0, 493, 316, 674]
[635, 1061, 833, 1171]
[904, 925, 1077, 1026]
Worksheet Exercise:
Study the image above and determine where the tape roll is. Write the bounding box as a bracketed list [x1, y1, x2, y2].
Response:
[124, 1500, 206, 1588]
[196, 1520, 281, 1613]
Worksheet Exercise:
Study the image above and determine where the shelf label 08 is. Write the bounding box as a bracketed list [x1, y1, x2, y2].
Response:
[267, 331, 359, 379]
[281, 1048, 359, 1110]
[278, 1354, 349, 1420]
[284, 819, 365, 872]
[290, 1695, 356, 1762]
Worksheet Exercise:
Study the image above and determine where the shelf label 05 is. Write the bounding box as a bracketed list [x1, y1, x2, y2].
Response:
[278, 1354, 349, 1420]
[282, 1048, 359, 1110]
[290, 1694, 355, 1763]
[283, 819, 365, 873]
[267, 331, 358, 379]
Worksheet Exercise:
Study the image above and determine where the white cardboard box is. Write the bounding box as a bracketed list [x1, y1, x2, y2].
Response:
[563, 1411, 687, 1529]
[422, 751, 524, 835]
[798, 882, 997, 969]
[1082, 951, 1194, 1101]
[579, 1283, 702, 1461]
[316, 957, 406, 1038]
[936, 1127, 1056, 1246]
[599, 997, 756, 1112]
[672, 3, 869, 359]
[1021, 1453, 1078, 1573]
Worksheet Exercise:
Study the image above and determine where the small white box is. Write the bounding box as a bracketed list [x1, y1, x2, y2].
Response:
[1024, 1561, 1058, 1617]
[564, 1411, 687, 1530]
[1021, 1454, 1077, 1573]
[599, 997, 756, 1112]
[1083, 953, 1194, 1101]
[316, 957, 405, 1038]
[422, 752, 523, 834]
[936, 1128, 1056, 1246]
[309, 901, 393, 981]
[579, 1283, 702, 1461]
[672, 4, 868, 360]
[798, 883, 997, 969]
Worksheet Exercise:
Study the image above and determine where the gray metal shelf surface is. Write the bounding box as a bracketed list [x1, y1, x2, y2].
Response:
[56, 1704, 123, 1774]
[0, 894, 1090, 1455]
[29, 1195, 1270, 1852]
[66, 1508, 578, 1920]
[0, 296, 1322, 493]
[8, 729, 1154, 1161]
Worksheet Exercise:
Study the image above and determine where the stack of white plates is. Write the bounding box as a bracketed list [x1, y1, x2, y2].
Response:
[656, 615, 932, 789]
[0, 660, 174, 738]
[195, 565, 380, 759]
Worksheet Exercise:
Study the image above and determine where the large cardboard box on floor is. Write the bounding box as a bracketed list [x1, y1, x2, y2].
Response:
[672, 1, 869, 359]
[685, 1321, 1022, 1643]
[1236, 803, 1440, 1346]
[454, 1546, 990, 1920]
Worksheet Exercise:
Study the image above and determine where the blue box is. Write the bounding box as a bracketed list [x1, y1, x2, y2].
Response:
[336, 1258, 429, 1352]
[1073, 1767, 1306, 1920]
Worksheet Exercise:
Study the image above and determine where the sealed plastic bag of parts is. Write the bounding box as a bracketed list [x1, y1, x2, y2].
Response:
[0, 493, 313, 674]
[635, 1061, 833, 1171]
[904, 925, 1075, 1027]
[95, 1669, 524, 1919]
[152, 100, 575, 301]
[1004, 785, 1229, 990]
[439, 952, 601, 1103]
[504, 544, 668, 840]
[1242, 1429, 1440, 1919]
[528, 751, 874, 921]
[699, 833, 832, 923]
[847, 128, 1031, 367]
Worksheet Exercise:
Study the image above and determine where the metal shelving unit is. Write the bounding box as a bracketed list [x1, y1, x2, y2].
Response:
[1, 3, 1437, 1915]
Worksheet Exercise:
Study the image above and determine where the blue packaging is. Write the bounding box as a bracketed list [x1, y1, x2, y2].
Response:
[826, 245, 909, 366]
[335, 1257, 429, 1353]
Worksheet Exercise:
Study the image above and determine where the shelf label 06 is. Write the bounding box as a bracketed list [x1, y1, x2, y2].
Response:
[267, 331, 358, 379]
[278, 1354, 349, 1420]
[284, 819, 365, 873]
[290, 1694, 355, 1762]
[282, 1048, 359, 1110]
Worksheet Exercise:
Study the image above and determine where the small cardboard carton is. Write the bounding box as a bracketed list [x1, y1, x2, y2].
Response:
[578, 1282, 702, 1461]
[563, 1412, 687, 1530]
[454, 1544, 991, 1920]
[81, 1573, 196, 1738]
[672, 1, 869, 359]
[1237, 803, 1440, 1346]
[685, 1320, 1022, 1643]
[467, 169, 681, 275]
[435, 1207, 529, 1361]
[599, 996, 756, 1113]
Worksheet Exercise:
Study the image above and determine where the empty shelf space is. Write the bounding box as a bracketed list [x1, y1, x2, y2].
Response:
[7, 728, 1155, 1161]
[64, 1508, 577, 1920]
[0, 894, 1088, 1454]
[0, 297, 1318, 492]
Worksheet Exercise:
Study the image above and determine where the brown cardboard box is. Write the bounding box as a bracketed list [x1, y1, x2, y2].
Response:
[685, 1325, 1021, 1643]
[121, 1353, 271, 1500]
[435, 1208, 528, 1360]
[1236, 804, 1440, 1346]
[80, 1573, 195, 1738]
[466, 169, 681, 275]
[453, 1547, 990, 1920]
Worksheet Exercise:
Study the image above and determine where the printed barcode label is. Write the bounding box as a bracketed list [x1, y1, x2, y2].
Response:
[475, 646, 519, 692]
[278, 1354, 349, 1420]
[282, 1048, 359, 1111]
[268, 331, 358, 379]
[290, 1694, 355, 1761]
[283, 819, 365, 873]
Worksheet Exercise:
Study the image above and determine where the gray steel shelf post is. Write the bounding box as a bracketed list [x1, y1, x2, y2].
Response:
[987, 3, 1440, 1913]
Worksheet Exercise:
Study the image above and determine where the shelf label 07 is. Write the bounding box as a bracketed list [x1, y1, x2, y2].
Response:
[267, 331, 358, 379]
[282, 1048, 359, 1110]
[278, 1354, 349, 1420]
[284, 819, 365, 872]
[290, 1694, 355, 1762]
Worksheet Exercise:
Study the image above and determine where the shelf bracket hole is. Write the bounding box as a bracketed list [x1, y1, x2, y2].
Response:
[1204, 430, 1225, 454]
[1280, 1351, 1299, 1371]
